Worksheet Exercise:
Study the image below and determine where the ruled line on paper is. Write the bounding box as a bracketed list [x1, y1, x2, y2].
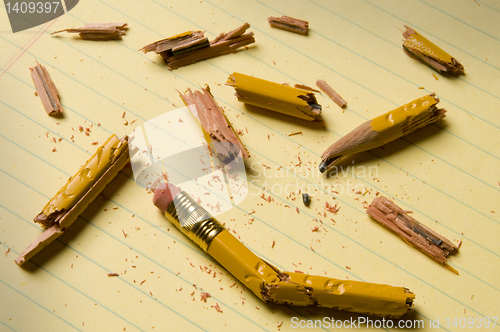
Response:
[1, 1, 499, 330]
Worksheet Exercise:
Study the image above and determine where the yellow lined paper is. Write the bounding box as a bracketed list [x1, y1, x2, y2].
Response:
[1, 0, 499, 331]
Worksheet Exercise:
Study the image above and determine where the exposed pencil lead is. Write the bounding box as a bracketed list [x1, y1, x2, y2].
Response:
[302, 193, 311, 207]
[307, 102, 322, 111]
[318, 160, 327, 173]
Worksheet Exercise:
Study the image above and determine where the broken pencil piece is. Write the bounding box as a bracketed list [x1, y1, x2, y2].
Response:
[402, 26, 464, 75]
[316, 79, 347, 109]
[15, 135, 129, 265]
[154, 183, 415, 317]
[227, 72, 322, 121]
[179, 86, 249, 161]
[319, 93, 446, 172]
[268, 15, 309, 35]
[366, 196, 460, 273]
[140, 23, 255, 70]
[51, 23, 128, 40]
[30, 62, 63, 116]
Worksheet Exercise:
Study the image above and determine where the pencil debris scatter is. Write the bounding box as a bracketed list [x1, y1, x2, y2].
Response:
[15, 135, 130, 265]
[268, 15, 309, 35]
[319, 94, 446, 172]
[227, 72, 322, 121]
[140, 23, 255, 70]
[294, 84, 320, 93]
[316, 79, 347, 108]
[402, 26, 464, 75]
[30, 62, 63, 116]
[51, 23, 128, 40]
[366, 196, 460, 273]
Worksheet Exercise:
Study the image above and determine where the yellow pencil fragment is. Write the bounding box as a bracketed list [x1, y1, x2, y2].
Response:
[227, 72, 322, 121]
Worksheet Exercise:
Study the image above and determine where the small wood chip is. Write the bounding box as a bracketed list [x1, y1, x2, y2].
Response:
[107, 273, 119, 277]
[214, 302, 223, 313]
[287, 131, 303, 137]
[30, 62, 63, 116]
[268, 16, 309, 35]
[51, 23, 128, 40]
[294, 84, 320, 93]
[316, 79, 347, 108]
[366, 196, 459, 273]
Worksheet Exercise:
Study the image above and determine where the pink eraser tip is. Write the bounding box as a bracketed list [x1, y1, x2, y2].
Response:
[153, 183, 181, 214]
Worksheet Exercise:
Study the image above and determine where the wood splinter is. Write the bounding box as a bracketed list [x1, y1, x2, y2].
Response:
[227, 72, 322, 122]
[366, 196, 460, 274]
[179, 86, 249, 161]
[30, 62, 63, 116]
[316, 79, 347, 109]
[140, 23, 255, 70]
[268, 15, 309, 35]
[15, 135, 129, 265]
[51, 23, 128, 40]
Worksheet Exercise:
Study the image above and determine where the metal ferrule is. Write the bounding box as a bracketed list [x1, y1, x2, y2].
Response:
[164, 191, 225, 252]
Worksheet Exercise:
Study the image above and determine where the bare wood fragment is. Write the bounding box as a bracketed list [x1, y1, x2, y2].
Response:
[316, 79, 347, 108]
[319, 94, 445, 172]
[268, 16, 309, 35]
[30, 62, 63, 116]
[366, 196, 459, 273]
[140, 23, 255, 70]
[15, 135, 129, 265]
[180, 86, 249, 161]
[51, 23, 128, 40]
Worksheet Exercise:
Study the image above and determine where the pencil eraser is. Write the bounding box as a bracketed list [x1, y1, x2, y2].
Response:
[153, 183, 181, 213]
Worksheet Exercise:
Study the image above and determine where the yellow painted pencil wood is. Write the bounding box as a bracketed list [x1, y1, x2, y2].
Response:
[266, 272, 414, 317]
[402, 26, 464, 75]
[227, 72, 322, 121]
[155, 186, 414, 317]
[35, 135, 129, 229]
[320, 94, 446, 172]
[16, 135, 129, 265]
